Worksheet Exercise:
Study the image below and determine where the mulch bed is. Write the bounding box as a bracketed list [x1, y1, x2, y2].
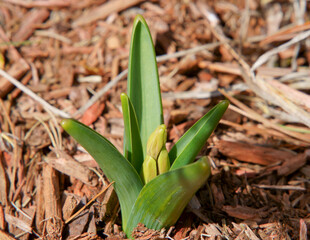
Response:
[0, 0, 309, 239]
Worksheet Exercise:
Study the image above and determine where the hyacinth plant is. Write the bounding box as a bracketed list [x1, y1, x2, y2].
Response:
[61, 15, 229, 237]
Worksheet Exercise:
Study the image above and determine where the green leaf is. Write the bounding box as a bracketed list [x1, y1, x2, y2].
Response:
[61, 119, 143, 231]
[121, 93, 144, 173]
[127, 14, 163, 158]
[169, 100, 229, 170]
[125, 157, 211, 236]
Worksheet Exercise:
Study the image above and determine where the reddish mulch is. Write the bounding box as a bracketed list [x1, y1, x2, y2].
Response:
[0, 0, 309, 239]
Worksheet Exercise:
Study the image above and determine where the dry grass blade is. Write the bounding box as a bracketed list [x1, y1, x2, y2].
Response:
[1, 1, 308, 238]
[75, 42, 221, 116]
[219, 89, 310, 144]
[259, 21, 310, 46]
[245, 74, 310, 128]
[0, 70, 70, 118]
[266, 79, 310, 109]
[3, 0, 71, 8]
[253, 184, 306, 191]
[251, 29, 310, 71]
[201, 7, 310, 128]
[65, 181, 114, 224]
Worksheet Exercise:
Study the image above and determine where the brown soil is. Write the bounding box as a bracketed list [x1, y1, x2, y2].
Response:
[0, 0, 309, 239]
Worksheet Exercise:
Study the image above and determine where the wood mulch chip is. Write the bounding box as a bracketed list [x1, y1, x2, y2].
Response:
[0, 0, 309, 239]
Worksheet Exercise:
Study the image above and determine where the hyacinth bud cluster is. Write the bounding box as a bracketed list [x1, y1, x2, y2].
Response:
[142, 124, 170, 183]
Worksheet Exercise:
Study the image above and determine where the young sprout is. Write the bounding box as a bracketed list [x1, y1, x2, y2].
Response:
[61, 15, 229, 238]
[142, 124, 170, 183]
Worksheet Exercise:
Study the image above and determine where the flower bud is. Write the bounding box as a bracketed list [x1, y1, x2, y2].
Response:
[142, 124, 170, 184]
[142, 155, 157, 184]
[146, 124, 167, 160]
[157, 148, 170, 174]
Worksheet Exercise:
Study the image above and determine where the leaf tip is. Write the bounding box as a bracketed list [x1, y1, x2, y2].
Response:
[133, 14, 150, 30]
[134, 14, 145, 23]
[120, 92, 127, 101]
[220, 99, 230, 108]
[60, 118, 71, 130]
[199, 156, 211, 170]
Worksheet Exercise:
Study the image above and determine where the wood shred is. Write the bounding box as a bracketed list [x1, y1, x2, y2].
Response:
[0, 0, 309, 239]
[216, 140, 295, 165]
